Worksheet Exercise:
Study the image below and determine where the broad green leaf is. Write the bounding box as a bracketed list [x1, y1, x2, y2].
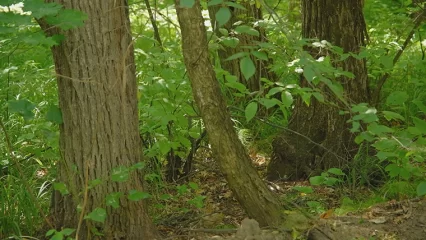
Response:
[225, 81, 248, 93]
[251, 51, 268, 60]
[215, 7, 231, 26]
[180, 0, 195, 7]
[417, 182, 426, 196]
[8, 99, 35, 121]
[327, 168, 345, 176]
[293, 186, 313, 194]
[106, 192, 123, 209]
[312, 92, 324, 102]
[258, 98, 280, 109]
[380, 56, 393, 69]
[188, 182, 199, 190]
[46, 229, 56, 237]
[45, 9, 87, 30]
[281, 91, 293, 107]
[61, 228, 75, 236]
[50, 232, 64, 240]
[160, 194, 172, 200]
[46, 105, 63, 124]
[221, 37, 239, 48]
[382, 111, 405, 121]
[303, 66, 315, 81]
[309, 176, 324, 185]
[225, 52, 248, 61]
[412, 99, 426, 113]
[84, 208, 106, 223]
[240, 57, 255, 80]
[368, 123, 394, 135]
[225, 1, 246, 10]
[130, 161, 145, 170]
[208, 0, 223, 6]
[386, 91, 409, 106]
[412, 117, 426, 134]
[88, 179, 102, 189]
[245, 102, 258, 122]
[128, 190, 152, 201]
[23, 1, 62, 19]
[234, 25, 259, 36]
[267, 87, 285, 96]
[53, 182, 69, 195]
[111, 166, 129, 183]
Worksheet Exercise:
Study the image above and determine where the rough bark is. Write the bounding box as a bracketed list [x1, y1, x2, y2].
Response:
[267, 0, 369, 180]
[209, 4, 275, 93]
[39, 1, 159, 239]
[175, 0, 283, 227]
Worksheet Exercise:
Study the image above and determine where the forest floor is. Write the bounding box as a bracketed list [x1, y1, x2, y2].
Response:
[153, 149, 426, 240]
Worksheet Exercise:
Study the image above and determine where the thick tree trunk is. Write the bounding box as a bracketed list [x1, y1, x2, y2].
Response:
[209, 4, 275, 93]
[175, 0, 283, 227]
[39, 1, 159, 239]
[267, 0, 369, 180]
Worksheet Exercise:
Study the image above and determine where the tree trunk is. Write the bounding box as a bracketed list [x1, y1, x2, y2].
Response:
[209, 4, 275, 93]
[39, 1, 159, 239]
[267, 0, 369, 180]
[175, 0, 283, 227]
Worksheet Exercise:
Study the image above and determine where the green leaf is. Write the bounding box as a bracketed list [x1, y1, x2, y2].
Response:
[281, 91, 293, 107]
[106, 192, 123, 209]
[293, 186, 313, 194]
[130, 161, 145, 170]
[417, 182, 426, 196]
[386, 91, 409, 106]
[309, 176, 325, 185]
[45, 9, 87, 31]
[234, 25, 259, 36]
[23, 1, 63, 19]
[368, 123, 394, 135]
[225, 1, 246, 10]
[111, 166, 129, 183]
[160, 194, 172, 200]
[215, 7, 231, 26]
[46, 229, 56, 237]
[412, 99, 426, 113]
[312, 92, 324, 102]
[88, 179, 102, 189]
[225, 81, 248, 93]
[46, 105, 63, 124]
[245, 102, 258, 122]
[8, 99, 35, 121]
[258, 98, 280, 109]
[221, 37, 239, 48]
[180, 0, 195, 7]
[61, 228, 75, 236]
[208, 0, 223, 6]
[128, 190, 152, 201]
[240, 57, 255, 80]
[303, 66, 315, 81]
[84, 208, 107, 223]
[267, 87, 285, 96]
[380, 56, 393, 69]
[50, 232, 64, 240]
[382, 111, 405, 121]
[188, 182, 199, 190]
[251, 51, 268, 61]
[412, 117, 426, 134]
[53, 182, 69, 195]
[225, 52, 248, 61]
[327, 168, 345, 176]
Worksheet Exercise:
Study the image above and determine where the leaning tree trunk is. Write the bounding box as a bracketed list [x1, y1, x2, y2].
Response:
[209, 4, 275, 93]
[38, 1, 159, 239]
[175, 0, 283, 227]
[267, 0, 369, 180]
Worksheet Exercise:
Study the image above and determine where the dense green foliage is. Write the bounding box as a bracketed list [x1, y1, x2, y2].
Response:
[1, 0, 425, 238]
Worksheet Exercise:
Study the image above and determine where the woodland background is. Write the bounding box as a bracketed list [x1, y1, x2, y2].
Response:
[1, 0, 426, 239]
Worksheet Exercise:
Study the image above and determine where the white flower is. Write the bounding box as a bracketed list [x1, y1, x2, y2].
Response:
[0, 2, 31, 15]
[295, 68, 304, 74]
[316, 56, 325, 62]
[312, 42, 324, 48]
[287, 58, 300, 67]
[422, 39, 426, 48]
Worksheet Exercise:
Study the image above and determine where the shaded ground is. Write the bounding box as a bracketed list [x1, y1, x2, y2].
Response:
[154, 149, 426, 240]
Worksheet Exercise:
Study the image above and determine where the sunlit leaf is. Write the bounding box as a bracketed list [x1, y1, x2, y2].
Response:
[84, 208, 106, 223]
[215, 7, 231, 26]
[240, 57, 255, 80]
[245, 102, 258, 122]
